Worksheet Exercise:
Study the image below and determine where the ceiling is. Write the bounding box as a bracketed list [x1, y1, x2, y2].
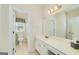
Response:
[13, 4, 79, 13]
[62, 4, 79, 12]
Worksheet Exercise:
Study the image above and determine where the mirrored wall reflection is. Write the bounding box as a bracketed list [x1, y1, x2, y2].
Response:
[66, 7, 79, 40]
[42, 16, 56, 37]
[42, 4, 79, 40]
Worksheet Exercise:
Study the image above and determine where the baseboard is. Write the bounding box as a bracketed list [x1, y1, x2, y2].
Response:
[0, 52, 8, 55]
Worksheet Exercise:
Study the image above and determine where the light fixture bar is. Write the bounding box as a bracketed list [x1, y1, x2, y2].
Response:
[48, 4, 62, 15]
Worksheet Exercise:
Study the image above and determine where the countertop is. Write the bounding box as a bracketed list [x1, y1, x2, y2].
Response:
[36, 35, 79, 55]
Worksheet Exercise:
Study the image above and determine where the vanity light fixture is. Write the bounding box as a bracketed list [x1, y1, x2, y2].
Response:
[54, 6, 58, 10]
[48, 4, 62, 15]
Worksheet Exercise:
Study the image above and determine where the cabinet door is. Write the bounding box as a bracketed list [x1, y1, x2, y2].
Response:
[35, 40, 48, 55]
[35, 40, 41, 54]
[40, 44, 48, 55]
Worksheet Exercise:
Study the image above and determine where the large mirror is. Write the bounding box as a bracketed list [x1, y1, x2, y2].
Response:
[42, 4, 79, 40]
[66, 6, 79, 40]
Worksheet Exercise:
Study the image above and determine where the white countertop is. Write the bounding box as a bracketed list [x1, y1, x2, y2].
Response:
[36, 35, 79, 55]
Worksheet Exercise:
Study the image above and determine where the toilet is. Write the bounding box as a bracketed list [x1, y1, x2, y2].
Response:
[18, 32, 24, 46]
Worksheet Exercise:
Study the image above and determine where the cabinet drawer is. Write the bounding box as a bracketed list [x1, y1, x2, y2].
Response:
[44, 43, 66, 55]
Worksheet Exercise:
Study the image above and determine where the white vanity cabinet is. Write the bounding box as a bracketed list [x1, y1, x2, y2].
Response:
[35, 39, 65, 55]
[35, 37, 66, 55]
[35, 39, 48, 55]
[35, 36, 79, 55]
[44, 43, 66, 55]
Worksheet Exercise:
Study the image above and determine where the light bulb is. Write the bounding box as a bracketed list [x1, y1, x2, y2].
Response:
[50, 8, 54, 12]
[48, 10, 50, 14]
[54, 6, 58, 10]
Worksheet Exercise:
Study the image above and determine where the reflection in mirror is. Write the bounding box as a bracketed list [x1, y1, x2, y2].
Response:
[42, 16, 56, 37]
[42, 4, 79, 40]
[66, 7, 79, 40]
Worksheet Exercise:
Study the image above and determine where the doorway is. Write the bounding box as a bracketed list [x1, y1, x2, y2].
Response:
[15, 12, 28, 54]
[9, 6, 39, 55]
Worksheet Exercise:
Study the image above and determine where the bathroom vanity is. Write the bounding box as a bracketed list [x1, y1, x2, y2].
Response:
[35, 35, 79, 55]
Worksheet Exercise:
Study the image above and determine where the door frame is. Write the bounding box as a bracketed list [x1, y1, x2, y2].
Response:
[8, 5, 16, 55]
[8, 5, 31, 55]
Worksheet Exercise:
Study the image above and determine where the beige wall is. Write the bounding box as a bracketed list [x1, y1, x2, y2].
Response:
[0, 5, 9, 52]
[16, 12, 27, 19]
[0, 5, 2, 51]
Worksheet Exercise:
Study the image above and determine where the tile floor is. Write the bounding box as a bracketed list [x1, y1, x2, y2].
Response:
[15, 40, 39, 55]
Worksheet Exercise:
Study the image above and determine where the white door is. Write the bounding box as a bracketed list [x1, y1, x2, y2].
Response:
[9, 7, 16, 55]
